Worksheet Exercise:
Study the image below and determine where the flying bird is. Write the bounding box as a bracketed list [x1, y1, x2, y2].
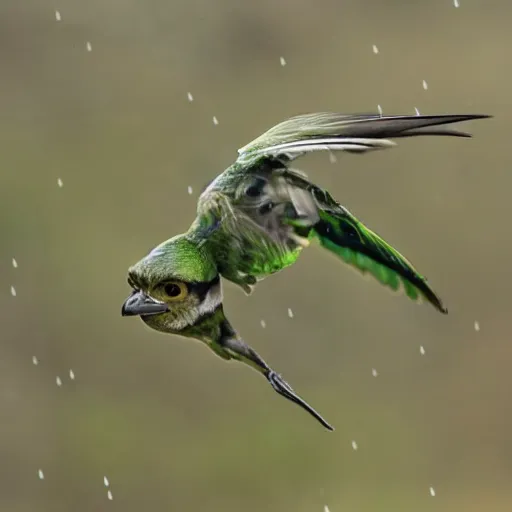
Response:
[122, 112, 490, 431]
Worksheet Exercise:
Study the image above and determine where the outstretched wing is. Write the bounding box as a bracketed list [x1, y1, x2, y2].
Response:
[237, 112, 490, 163]
[228, 167, 448, 313]
[303, 183, 448, 313]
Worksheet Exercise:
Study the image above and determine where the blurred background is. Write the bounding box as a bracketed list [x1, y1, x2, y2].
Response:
[0, 0, 509, 511]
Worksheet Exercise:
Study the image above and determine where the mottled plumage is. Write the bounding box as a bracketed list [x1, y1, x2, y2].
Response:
[122, 112, 490, 431]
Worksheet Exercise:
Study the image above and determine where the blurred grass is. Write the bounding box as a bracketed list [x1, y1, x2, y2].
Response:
[1, 0, 511, 511]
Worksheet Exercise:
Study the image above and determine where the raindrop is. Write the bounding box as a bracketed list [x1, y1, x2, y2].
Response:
[107, 490, 113, 501]
[69, 369, 75, 380]
[420, 345, 426, 355]
[187, 92, 194, 102]
[377, 104, 383, 116]
[86, 41, 92, 52]
[260, 320, 266, 328]
[414, 107, 421, 116]
[422, 80, 428, 90]
[430, 487, 436, 497]
[371, 368, 378, 377]
[32, 356, 39, 366]
[187, 186, 193, 195]
[38, 469, 45, 480]
[104, 476, 110, 487]
[212, 116, 219, 126]
[372, 44, 379, 54]
[279, 56, 286, 66]
[454, 0, 459, 7]
[55, 10, 61, 21]
[474, 321, 480, 331]
[324, 506, 331, 512]
[10, 286, 16, 297]
[328, 151, 337, 164]
[57, 178, 63, 188]
[56, 376, 62, 387]
[351, 440, 358, 450]
[12, 258, 18, 268]
[287, 308, 294, 318]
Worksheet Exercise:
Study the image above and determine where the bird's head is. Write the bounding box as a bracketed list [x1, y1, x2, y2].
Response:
[121, 234, 221, 337]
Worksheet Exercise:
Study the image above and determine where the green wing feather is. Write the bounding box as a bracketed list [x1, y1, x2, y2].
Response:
[309, 208, 447, 313]
[273, 173, 447, 313]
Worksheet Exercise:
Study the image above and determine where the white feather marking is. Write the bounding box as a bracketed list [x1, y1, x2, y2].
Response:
[238, 137, 396, 161]
[198, 282, 223, 316]
[148, 248, 164, 258]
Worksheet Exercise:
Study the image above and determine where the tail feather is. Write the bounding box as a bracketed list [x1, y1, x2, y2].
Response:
[311, 210, 447, 314]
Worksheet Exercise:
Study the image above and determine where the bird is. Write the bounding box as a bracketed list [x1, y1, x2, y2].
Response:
[121, 112, 490, 431]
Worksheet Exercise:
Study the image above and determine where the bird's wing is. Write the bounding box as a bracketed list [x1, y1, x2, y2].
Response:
[304, 184, 447, 313]
[227, 166, 447, 313]
[237, 112, 490, 163]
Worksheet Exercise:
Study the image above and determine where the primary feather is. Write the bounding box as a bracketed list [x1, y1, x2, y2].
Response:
[237, 113, 488, 162]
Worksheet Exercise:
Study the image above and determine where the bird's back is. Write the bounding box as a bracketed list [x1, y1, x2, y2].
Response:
[195, 162, 305, 289]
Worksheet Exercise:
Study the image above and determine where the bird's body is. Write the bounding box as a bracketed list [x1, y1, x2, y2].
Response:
[122, 112, 490, 430]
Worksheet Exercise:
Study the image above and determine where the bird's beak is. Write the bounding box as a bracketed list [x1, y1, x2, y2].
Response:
[121, 290, 169, 317]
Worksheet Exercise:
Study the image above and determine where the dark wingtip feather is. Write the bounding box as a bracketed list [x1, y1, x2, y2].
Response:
[432, 298, 449, 315]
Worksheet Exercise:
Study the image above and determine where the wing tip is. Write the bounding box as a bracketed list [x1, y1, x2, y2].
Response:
[428, 295, 448, 314]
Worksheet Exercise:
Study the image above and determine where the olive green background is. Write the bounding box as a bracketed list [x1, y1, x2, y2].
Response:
[0, 1, 510, 511]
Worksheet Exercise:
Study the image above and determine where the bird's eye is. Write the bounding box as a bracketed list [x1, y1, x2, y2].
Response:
[163, 281, 188, 300]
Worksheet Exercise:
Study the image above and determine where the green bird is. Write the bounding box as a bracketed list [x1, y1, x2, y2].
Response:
[122, 112, 489, 431]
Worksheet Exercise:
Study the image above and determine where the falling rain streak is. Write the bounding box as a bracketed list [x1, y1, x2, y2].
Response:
[38, 469, 44, 480]
[260, 319, 266, 328]
[32, 356, 38, 366]
[57, 178, 63, 188]
[10, 286, 16, 297]
[372, 44, 379, 54]
[474, 321, 480, 332]
[371, 368, 378, 377]
[56, 376, 62, 387]
[212, 116, 219, 126]
[351, 440, 358, 450]
[430, 487, 436, 497]
[69, 369, 75, 380]
[187, 92, 194, 102]
[187, 186, 193, 195]
[287, 308, 294, 318]
[420, 345, 426, 355]
[279, 56, 286, 66]
[55, 10, 61, 21]
[422, 80, 428, 90]
[12, 258, 18, 268]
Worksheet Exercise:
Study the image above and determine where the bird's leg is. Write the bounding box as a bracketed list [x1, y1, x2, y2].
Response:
[218, 319, 334, 431]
